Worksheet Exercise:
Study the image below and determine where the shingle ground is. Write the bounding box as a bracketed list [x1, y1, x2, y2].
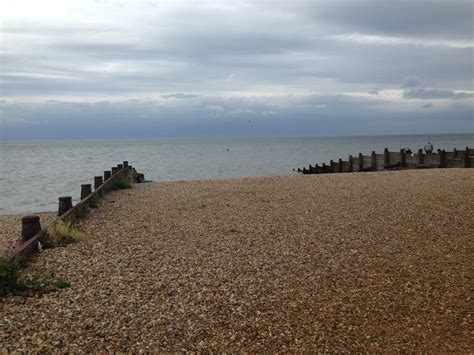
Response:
[1, 169, 473, 351]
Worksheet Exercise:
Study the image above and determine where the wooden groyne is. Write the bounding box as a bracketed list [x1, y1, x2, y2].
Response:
[298, 147, 474, 174]
[6, 161, 144, 260]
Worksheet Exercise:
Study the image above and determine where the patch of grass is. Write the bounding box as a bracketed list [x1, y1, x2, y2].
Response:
[17, 273, 71, 297]
[87, 194, 99, 208]
[73, 203, 90, 221]
[1, 257, 72, 298]
[0, 257, 21, 297]
[54, 279, 71, 289]
[41, 221, 86, 248]
[113, 178, 132, 190]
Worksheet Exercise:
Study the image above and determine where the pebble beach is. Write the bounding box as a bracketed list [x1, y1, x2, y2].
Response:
[1, 169, 473, 351]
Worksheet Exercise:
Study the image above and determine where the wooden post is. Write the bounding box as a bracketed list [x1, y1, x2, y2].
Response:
[464, 146, 471, 168]
[315, 164, 319, 174]
[400, 149, 406, 168]
[309, 164, 313, 174]
[349, 155, 353, 172]
[339, 158, 343, 172]
[358, 153, 363, 171]
[453, 148, 457, 157]
[418, 149, 424, 165]
[58, 196, 72, 216]
[330, 160, 335, 173]
[21, 215, 41, 252]
[322, 163, 327, 173]
[371, 151, 377, 171]
[440, 150, 446, 168]
[111, 167, 118, 175]
[384, 148, 390, 167]
[117, 164, 123, 170]
[123, 161, 129, 168]
[104, 170, 111, 180]
[81, 184, 92, 200]
[94, 176, 103, 189]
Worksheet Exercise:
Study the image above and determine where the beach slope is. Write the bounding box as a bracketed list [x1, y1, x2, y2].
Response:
[1, 169, 473, 351]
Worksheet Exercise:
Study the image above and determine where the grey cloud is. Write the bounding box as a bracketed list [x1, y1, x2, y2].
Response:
[286, 0, 474, 40]
[2, 95, 472, 140]
[1, 21, 115, 35]
[161, 93, 199, 99]
[1, 0, 473, 139]
[3, 39, 472, 97]
[403, 88, 474, 100]
[2, 1, 473, 100]
[401, 76, 424, 88]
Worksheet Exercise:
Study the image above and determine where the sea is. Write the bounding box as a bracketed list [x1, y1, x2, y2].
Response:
[1, 134, 473, 214]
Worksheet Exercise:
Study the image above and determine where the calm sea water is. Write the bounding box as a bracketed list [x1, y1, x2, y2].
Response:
[1, 134, 473, 214]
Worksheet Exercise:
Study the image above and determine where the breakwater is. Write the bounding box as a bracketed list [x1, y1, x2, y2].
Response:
[298, 147, 473, 174]
[6, 162, 143, 260]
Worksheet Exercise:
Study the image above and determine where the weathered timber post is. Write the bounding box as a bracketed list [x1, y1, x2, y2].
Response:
[418, 149, 424, 165]
[104, 170, 111, 180]
[123, 161, 129, 168]
[349, 155, 353, 172]
[453, 148, 457, 157]
[309, 164, 313, 174]
[439, 150, 446, 168]
[315, 164, 319, 174]
[21, 215, 41, 252]
[464, 146, 471, 168]
[111, 167, 118, 175]
[384, 148, 390, 167]
[358, 153, 363, 172]
[81, 184, 92, 200]
[400, 149, 406, 168]
[117, 164, 123, 170]
[94, 176, 103, 189]
[322, 163, 327, 173]
[330, 160, 335, 173]
[371, 151, 377, 171]
[58, 196, 73, 216]
[339, 158, 343, 172]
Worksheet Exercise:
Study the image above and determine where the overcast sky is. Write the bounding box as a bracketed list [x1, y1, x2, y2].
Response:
[1, 0, 473, 140]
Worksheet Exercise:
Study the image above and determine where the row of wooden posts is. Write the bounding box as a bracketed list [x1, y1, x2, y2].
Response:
[14, 161, 142, 259]
[57, 161, 135, 216]
[298, 147, 473, 174]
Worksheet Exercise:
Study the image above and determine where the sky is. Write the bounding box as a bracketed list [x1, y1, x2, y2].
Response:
[0, 0, 473, 140]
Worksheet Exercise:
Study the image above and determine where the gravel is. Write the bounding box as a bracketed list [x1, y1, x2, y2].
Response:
[1, 169, 473, 351]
